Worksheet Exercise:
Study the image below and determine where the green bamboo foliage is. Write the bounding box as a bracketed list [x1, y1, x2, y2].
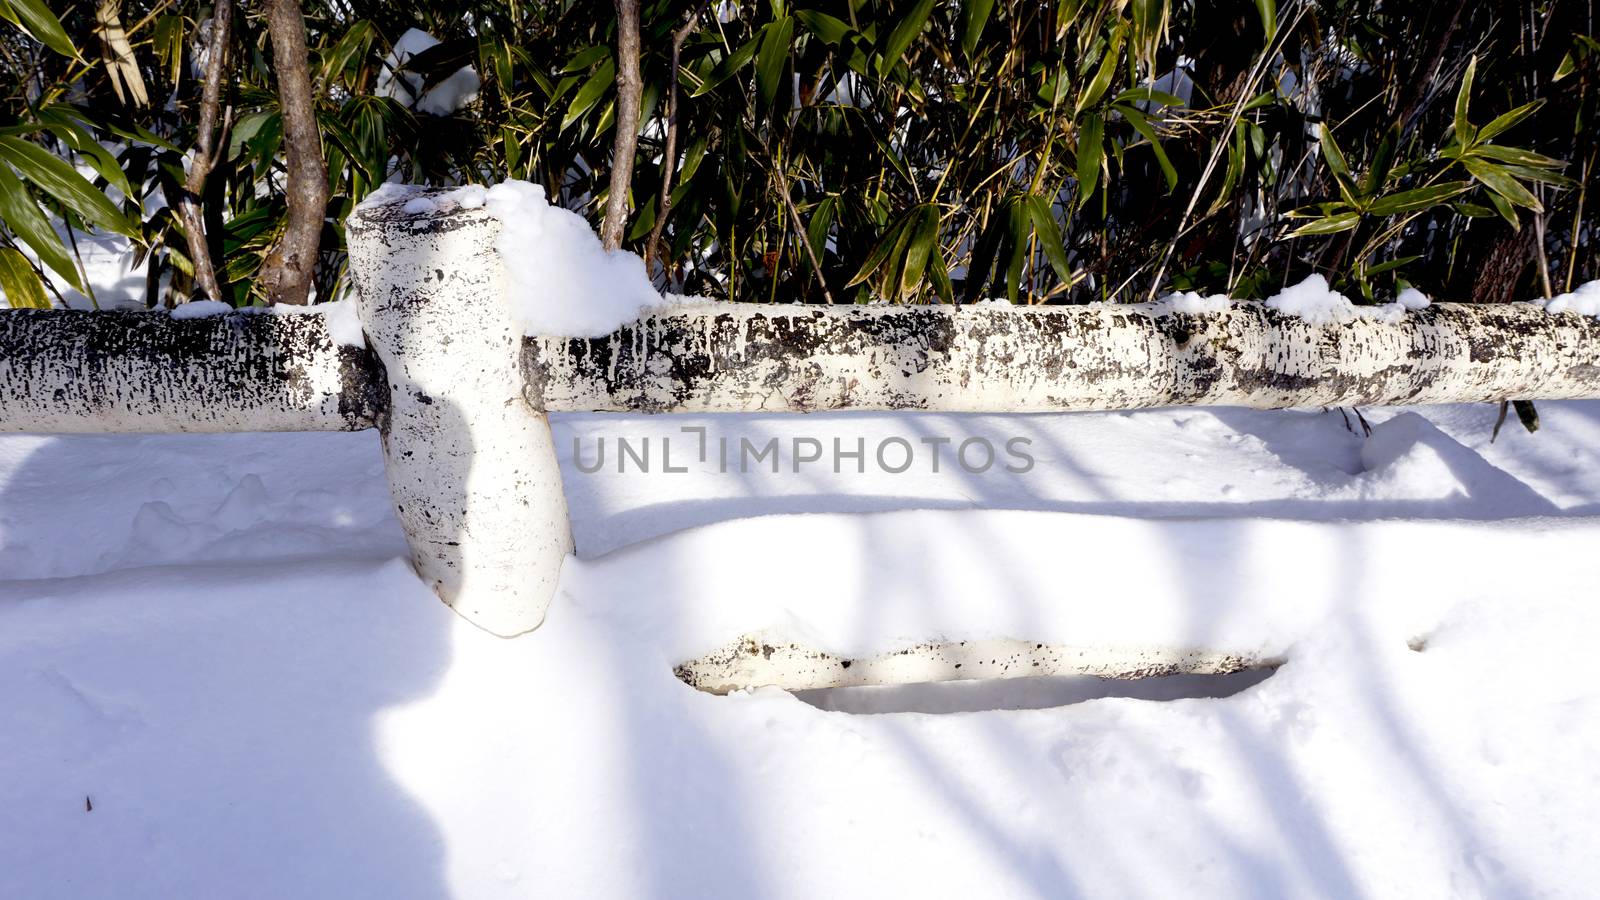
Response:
[0, 0, 1595, 309]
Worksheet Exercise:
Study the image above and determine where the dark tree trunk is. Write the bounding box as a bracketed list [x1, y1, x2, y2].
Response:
[260, 0, 328, 305]
[601, 0, 642, 252]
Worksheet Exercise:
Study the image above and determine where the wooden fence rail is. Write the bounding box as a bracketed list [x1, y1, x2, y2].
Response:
[4, 189, 1599, 672]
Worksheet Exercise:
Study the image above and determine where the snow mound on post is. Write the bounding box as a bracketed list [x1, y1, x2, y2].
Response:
[1535, 280, 1600, 317]
[1265, 274, 1423, 325]
[1148, 290, 1231, 316]
[483, 180, 664, 337]
[1396, 287, 1431, 310]
[1264, 274, 1361, 324]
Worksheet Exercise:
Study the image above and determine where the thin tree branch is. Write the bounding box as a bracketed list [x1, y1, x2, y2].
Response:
[177, 0, 230, 303]
[645, 0, 711, 276]
[601, 0, 643, 252]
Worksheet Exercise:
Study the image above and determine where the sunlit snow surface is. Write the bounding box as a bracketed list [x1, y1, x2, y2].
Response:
[4, 404, 1600, 897]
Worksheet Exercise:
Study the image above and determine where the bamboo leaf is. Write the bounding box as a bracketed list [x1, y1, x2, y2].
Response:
[1112, 86, 1185, 109]
[1484, 189, 1520, 229]
[1254, 0, 1277, 40]
[1361, 125, 1398, 196]
[1209, 121, 1246, 215]
[228, 112, 278, 159]
[1117, 104, 1176, 191]
[757, 17, 794, 106]
[0, 161, 82, 291]
[880, 213, 917, 300]
[847, 215, 909, 287]
[1003, 198, 1028, 302]
[1366, 181, 1471, 216]
[1554, 51, 1576, 82]
[899, 204, 939, 297]
[0, 246, 49, 308]
[963, 209, 1004, 302]
[1492, 163, 1575, 187]
[1469, 143, 1566, 170]
[1056, 0, 1086, 39]
[155, 14, 185, 86]
[3, 121, 135, 200]
[806, 196, 836, 258]
[927, 241, 953, 303]
[1363, 255, 1420, 278]
[879, 0, 935, 76]
[959, 0, 996, 57]
[1318, 124, 1355, 196]
[320, 115, 380, 187]
[322, 20, 376, 86]
[560, 46, 610, 74]
[1289, 211, 1360, 237]
[1514, 399, 1539, 433]
[1454, 56, 1477, 144]
[0, 137, 138, 236]
[1463, 157, 1542, 211]
[1076, 29, 1123, 113]
[691, 36, 759, 97]
[1074, 113, 1103, 209]
[0, 0, 77, 59]
[797, 10, 851, 45]
[1025, 196, 1071, 283]
[562, 58, 615, 130]
[1475, 100, 1544, 144]
[1240, 91, 1276, 113]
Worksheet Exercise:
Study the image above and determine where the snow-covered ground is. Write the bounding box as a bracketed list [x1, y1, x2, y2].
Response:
[4, 403, 1600, 898]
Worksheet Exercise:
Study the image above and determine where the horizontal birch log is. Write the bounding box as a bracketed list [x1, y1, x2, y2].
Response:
[526, 300, 1600, 413]
[0, 308, 384, 433]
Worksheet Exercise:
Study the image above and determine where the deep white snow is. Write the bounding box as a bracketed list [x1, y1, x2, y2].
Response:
[4, 402, 1600, 897]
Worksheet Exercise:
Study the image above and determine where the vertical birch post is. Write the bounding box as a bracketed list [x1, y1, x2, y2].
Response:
[346, 201, 573, 636]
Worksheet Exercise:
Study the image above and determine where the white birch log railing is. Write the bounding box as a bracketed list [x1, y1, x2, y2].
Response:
[0, 308, 383, 432]
[5, 189, 1600, 685]
[524, 298, 1600, 414]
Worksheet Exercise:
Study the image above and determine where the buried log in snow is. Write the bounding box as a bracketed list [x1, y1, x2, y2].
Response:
[674, 635, 1280, 695]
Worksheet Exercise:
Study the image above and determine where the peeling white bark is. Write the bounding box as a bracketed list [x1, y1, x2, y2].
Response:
[676, 635, 1277, 694]
[347, 202, 573, 637]
[527, 300, 1600, 413]
[0, 308, 383, 433]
